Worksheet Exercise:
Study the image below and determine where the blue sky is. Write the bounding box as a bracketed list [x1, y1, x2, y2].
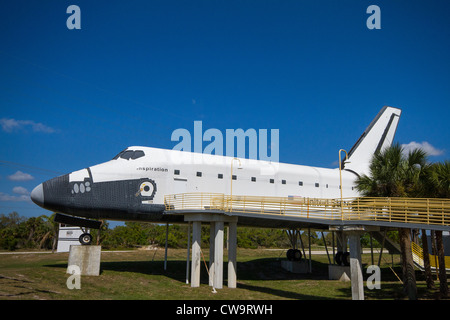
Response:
[1, 0, 449, 220]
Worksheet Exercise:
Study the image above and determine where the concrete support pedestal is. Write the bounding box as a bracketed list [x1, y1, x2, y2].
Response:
[213, 221, 224, 289]
[67, 245, 101, 276]
[190, 221, 202, 287]
[348, 232, 364, 300]
[185, 213, 238, 289]
[328, 265, 351, 281]
[227, 221, 237, 288]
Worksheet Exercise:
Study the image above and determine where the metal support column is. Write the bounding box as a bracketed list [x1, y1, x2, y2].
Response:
[164, 223, 169, 271]
[186, 222, 191, 284]
[308, 228, 312, 273]
[209, 222, 215, 287]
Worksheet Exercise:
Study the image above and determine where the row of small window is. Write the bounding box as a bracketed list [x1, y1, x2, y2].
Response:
[174, 169, 325, 187]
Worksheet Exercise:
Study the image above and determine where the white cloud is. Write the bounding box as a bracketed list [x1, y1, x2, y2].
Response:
[0, 118, 55, 133]
[0, 186, 32, 202]
[401, 141, 444, 156]
[7, 171, 34, 181]
[0, 192, 31, 202]
[12, 186, 30, 196]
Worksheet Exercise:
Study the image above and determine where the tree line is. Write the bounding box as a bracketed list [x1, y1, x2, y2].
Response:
[1, 211, 342, 251]
[0, 211, 390, 252]
[0, 212, 57, 251]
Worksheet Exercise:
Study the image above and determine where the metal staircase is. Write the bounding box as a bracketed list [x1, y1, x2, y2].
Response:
[411, 242, 450, 273]
[371, 231, 401, 255]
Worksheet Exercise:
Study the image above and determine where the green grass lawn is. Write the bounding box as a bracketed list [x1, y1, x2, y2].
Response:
[0, 248, 446, 300]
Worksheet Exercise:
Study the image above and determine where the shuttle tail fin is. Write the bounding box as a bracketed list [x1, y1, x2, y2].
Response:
[343, 106, 402, 176]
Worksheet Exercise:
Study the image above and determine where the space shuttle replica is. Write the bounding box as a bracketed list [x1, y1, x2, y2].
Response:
[31, 106, 402, 243]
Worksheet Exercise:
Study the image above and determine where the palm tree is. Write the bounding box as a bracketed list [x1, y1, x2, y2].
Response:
[356, 144, 429, 197]
[435, 230, 448, 298]
[421, 229, 435, 290]
[355, 144, 404, 197]
[426, 161, 450, 198]
[355, 143, 430, 299]
[423, 161, 450, 298]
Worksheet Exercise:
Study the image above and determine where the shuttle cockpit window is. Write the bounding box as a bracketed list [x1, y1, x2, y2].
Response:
[131, 150, 145, 159]
[113, 149, 127, 160]
[112, 149, 145, 160]
[120, 150, 135, 160]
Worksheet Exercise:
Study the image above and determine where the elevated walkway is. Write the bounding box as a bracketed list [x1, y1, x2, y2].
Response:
[164, 193, 450, 232]
[164, 193, 449, 299]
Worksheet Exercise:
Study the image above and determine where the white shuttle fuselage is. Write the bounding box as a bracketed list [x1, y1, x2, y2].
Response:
[31, 106, 402, 226]
[87, 147, 359, 204]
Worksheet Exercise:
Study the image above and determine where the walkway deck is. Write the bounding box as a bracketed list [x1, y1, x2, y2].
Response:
[164, 193, 450, 231]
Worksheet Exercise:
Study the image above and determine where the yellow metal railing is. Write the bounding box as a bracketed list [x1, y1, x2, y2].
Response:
[411, 242, 425, 267]
[164, 193, 450, 227]
[411, 242, 450, 270]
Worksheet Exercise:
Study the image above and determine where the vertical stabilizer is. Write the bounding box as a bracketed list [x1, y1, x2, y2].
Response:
[343, 106, 402, 176]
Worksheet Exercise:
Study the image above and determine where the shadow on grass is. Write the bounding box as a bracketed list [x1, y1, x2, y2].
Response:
[235, 282, 334, 300]
[0, 274, 61, 298]
[45, 257, 338, 300]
